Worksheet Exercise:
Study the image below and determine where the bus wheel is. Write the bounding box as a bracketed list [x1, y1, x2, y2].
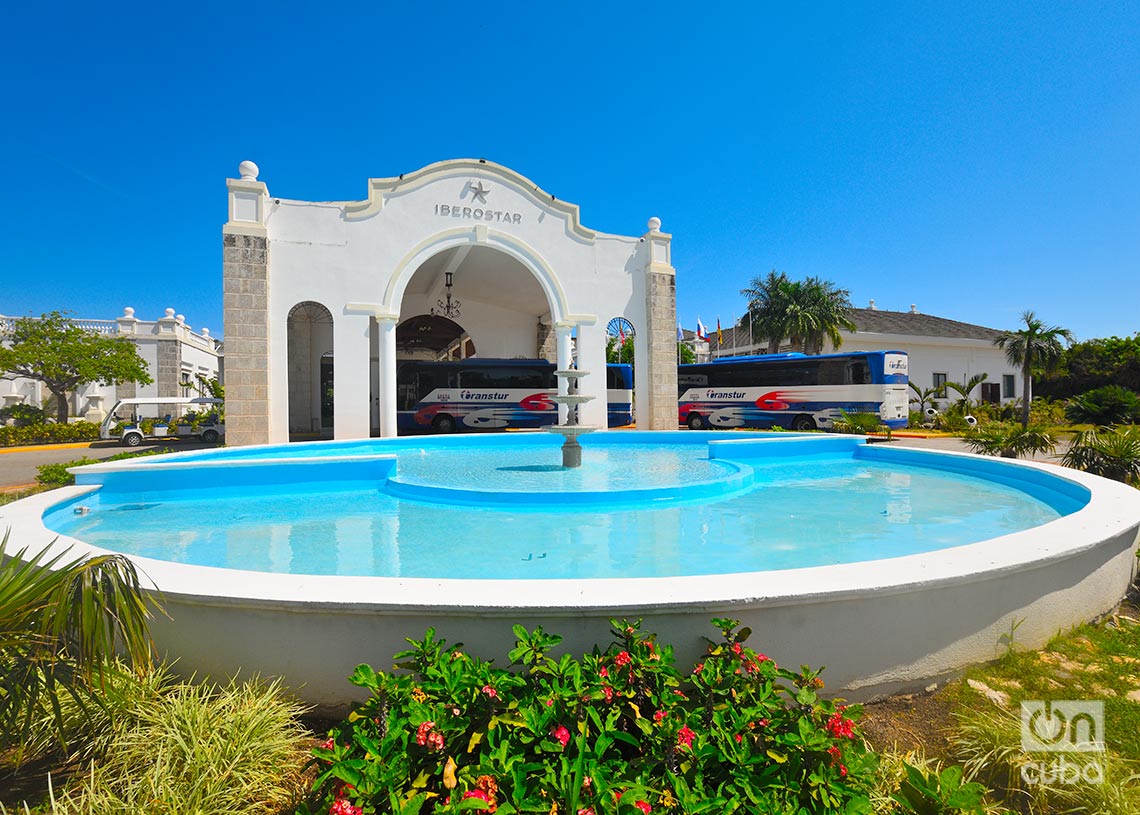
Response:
[432, 414, 457, 434]
[123, 432, 143, 447]
[686, 413, 705, 430]
[201, 429, 219, 443]
[791, 414, 816, 432]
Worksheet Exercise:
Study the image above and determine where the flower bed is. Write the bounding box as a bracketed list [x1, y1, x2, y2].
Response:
[301, 619, 876, 815]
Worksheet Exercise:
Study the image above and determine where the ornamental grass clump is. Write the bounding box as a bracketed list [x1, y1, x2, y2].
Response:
[302, 619, 877, 815]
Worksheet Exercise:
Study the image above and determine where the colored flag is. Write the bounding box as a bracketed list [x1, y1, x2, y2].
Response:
[677, 323, 683, 341]
[717, 317, 723, 347]
[618, 324, 626, 343]
[696, 317, 707, 341]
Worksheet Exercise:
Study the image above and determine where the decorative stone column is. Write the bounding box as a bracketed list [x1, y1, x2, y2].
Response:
[223, 161, 271, 446]
[554, 322, 574, 425]
[115, 307, 139, 401]
[641, 217, 678, 430]
[156, 308, 183, 418]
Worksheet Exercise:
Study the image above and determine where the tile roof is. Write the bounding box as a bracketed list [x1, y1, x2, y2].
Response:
[847, 308, 1002, 340]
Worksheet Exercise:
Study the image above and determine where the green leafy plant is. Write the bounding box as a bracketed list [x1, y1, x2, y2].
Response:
[832, 410, 887, 435]
[0, 421, 101, 448]
[0, 403, 46, 427]
[963, 424, 1057, 459]
[302, 619, 878, 815]
[1061, 426, 1140, 484]
[892, 763, 988, 815]
[1064, 385, 1140, 426]
[35, 448, 174, 487]
[51, 675, 309, 815]
[0, 532, 159, 757]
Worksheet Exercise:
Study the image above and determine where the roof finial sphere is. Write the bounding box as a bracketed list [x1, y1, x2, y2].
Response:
[239, 160, 260, 181]
[647, 217, 661, 232]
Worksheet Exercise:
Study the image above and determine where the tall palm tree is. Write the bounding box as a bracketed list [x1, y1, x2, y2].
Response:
[0, 532, 158, 753]
[740, 270, 792, 354]
[995, 311, 1074, 427]
[798, 277, 856, 355]
[740, 272, 855, 355]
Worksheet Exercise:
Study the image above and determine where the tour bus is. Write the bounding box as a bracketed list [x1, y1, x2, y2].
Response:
[396, 359, 633, 433]
[678, 351, 909, 431]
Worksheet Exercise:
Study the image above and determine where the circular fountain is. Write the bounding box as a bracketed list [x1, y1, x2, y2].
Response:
[546, 368, 599, 468]
[3, 431, 1139, 710]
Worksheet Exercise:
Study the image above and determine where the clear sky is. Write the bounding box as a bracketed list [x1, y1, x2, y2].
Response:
[2, 2, 1137, 343]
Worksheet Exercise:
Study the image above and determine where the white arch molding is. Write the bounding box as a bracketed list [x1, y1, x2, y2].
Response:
[223, 158, 676, 445]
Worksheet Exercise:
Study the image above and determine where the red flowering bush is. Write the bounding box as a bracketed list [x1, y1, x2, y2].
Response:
[299, 619, 876, 815]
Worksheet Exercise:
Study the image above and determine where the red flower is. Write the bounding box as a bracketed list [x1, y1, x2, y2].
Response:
[603, 686, 614, 703]
[551, 724, 571, 748]
[634, 801, 651, 814]
[677, 725, 695, 749]
[415, 721, 444, 751]
[578, 809, 596, 815]
[734, 733, 743, 743]
[481, 685, 499, 700]
[731, 642, 743, 657]
[653, 709, 667, 723]
[462, 788, 497, 813]
[598, 666, 609, 678]
[330, 799, 363, 815]
[319, 738, 335, 750]
[693, 662, 704, 674]
[825, 713, 856, 739]
[615, 651, 631, 667]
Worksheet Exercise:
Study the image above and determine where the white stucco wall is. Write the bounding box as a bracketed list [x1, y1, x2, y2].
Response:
[244, 160, 670, 442]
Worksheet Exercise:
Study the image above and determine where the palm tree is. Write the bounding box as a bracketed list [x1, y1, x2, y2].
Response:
[908, 382, 940, 414]
[995, 311, 1074, 427]
[945, 373, 989, 411]
[740, 270, 793, 353]
[740, 272, 855, 355]
[0, 532, 158, 753]
[798, 277, 856, 355]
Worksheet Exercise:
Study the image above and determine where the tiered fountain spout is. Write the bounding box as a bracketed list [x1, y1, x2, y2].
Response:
[547, 369, 599, 468]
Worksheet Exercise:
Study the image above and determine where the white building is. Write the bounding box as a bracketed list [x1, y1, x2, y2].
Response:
[709, 303, 1021, 406]
[222, 159, 678, 445]
[0, 308, 223, 422]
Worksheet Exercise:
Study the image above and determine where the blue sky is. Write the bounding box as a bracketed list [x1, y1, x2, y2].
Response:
[2, 2, 1137, 342]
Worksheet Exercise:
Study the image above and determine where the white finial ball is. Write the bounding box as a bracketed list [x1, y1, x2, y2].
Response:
[648, 216, 662, 232]
[123, 306, 135, 318]
[201, 328, 210, 337]
[239, 160, 259, 180]
[175, 314, 186, 324]
[165, 308, 176, 318]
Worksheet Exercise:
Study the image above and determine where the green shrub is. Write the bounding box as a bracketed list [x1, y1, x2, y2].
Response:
[1028, 398, 1068, 427]
[53, 676, 309, 815]
[36, 448, 175, 487]
[303, 619, 879, 815]
[832, 410, 886, 435]
[0, 421, 101, 447]
[1064, 385, 1140, 426]
[1061, 426, 1140, 484]
[0, 403, 46, 427]
[963, 424, 1057, 459]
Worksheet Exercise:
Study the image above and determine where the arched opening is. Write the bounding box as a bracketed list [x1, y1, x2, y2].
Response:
[395, 314, 474, 360]
[287, 301, 333, 439]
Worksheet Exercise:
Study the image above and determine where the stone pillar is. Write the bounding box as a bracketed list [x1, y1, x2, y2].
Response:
[156, 308, 183, 418]
[377, 316, 399, 438]
[537, 317, 556, 363]
[116, 308, 138, 401]
[333, 313, 372, 440]
[222, 161, 271, 446]
[641, 217, 678, 430]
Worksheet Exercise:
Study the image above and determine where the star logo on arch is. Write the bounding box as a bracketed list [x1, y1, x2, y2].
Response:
[469, 181, 490, 204]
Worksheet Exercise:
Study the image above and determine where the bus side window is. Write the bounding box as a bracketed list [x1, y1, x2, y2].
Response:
[846, 362, 870, 385]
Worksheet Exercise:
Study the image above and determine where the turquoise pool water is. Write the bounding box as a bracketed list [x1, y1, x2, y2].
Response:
[44, 435, 1082, 580]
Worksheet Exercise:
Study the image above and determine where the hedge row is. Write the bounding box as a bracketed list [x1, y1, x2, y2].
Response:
[0, 421, 101, 447]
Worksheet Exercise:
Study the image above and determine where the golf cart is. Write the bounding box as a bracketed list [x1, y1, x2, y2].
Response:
[100, 397, 225, 446]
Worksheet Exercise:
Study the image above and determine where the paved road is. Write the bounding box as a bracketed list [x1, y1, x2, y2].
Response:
[890, 434, 1071, 464]
[0, 440, 217, 488]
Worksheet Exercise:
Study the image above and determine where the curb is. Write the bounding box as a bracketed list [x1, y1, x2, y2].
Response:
[0, 442, 97, 455]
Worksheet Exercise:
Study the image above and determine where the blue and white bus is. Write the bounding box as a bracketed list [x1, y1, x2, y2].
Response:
[396, 359, 634, 433]
[678, 351, 908, 431]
